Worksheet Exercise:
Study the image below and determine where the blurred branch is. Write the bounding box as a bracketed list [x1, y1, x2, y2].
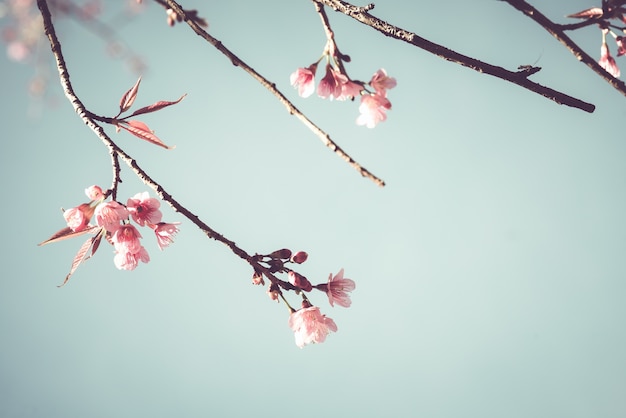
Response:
[502, 0, 626, 98]
[160, 0, 386, 187]
[314, 0, 596, 113]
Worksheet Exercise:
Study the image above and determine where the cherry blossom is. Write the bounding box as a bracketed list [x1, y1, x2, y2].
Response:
[290, 63, 318, 98]
[600, 30, 620, 78]
[127, 191, 162, 226]
[320, 268, 355, 308]
[94, 200, 129, 233]
[63, 203, 93, 232]
[317, 64, 347, 100]
[338, 79, 363, 101]
[599, 41, 620, 77]
[356, 92, 392, 128]
[288, 305, 337, 348]
[85, 185, 104, 201]
[153, 222, 180, 250]
[113, 245, 150, 270]
[112, 224, 143, 254]
[369, 68, 397, 93]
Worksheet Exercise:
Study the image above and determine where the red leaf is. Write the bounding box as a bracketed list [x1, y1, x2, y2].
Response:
[119, 77, 142, 113]
[118, 120, 175, 149]
[567, 7, 603, 18]
[58, 231, 102, 287]
[128, 94, 186, 117]
[38, 225, 100, 246]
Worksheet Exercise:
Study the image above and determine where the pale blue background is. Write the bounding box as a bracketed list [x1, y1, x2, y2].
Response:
[1, 1, 625, 417]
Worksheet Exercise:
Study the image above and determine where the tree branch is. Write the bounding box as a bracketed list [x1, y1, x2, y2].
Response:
[314, 0, 596, 113]
[36, 0, 291, 289]
[502, 0, 626, 98]
[160, 0, 386, 187]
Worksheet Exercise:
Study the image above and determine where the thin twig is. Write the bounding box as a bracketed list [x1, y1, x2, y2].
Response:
[314, 0, 596, 113]
[160, 0, 386, 187]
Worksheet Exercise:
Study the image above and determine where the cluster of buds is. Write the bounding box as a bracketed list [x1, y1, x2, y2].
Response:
[289, 35, 396, 128]
[252, 248, 356, 348]
[567, 2, 626, 77]
[40, 185, 180, 285]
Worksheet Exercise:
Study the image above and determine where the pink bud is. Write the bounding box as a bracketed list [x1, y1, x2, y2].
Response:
[288, 271, 313, 292]
[290, 251, 308, 264]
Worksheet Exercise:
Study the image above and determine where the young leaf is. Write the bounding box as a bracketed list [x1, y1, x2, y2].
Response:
[118, 120, 175, 149]
[119, 77, 142, 114]
[38, 225, 100, 246]
[566, 7, 604, 18]
[58, 232, 101, 287]
[128, 94, 187, 117]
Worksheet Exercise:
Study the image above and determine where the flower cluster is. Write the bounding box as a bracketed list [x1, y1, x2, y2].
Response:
[289, 36, 396, 128]
[41, 185, 180, 283]
[252, 248, 356, 348]
[567, 5, 626, 78]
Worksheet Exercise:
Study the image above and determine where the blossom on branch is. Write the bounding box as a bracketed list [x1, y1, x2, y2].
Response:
[288, 304, 337, 348]
[63, 203, 94, 232]
[599, 41, 620, 77]
[370, 68, 397, 93]
[153, 222, 180, 250]
[127, 191, 162, 226]
[318, 268, 356, 308]
[317, 64, 347, 100]
[114, 245, 150, 271]
[290, 63, 318, 98]
[94, 201, 129, 233]
[356, 92, 392, 129]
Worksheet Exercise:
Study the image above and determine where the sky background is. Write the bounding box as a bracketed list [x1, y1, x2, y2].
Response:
[1, 0, 625, 417]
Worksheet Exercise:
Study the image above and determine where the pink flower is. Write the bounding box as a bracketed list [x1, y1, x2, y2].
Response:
[600, 42, 620, 77]
[112, 224, 143, 254]
[338, 79, 363, 101]
[113, 246, 150, 270]
[153, 222, 180, 250]
[317, 64, 347, 100]
[369, 68, 397, 93]
[84, 185, 104, 201]
[288, 305, 337, 348]
[127, 192, 162, 226]
[356, 92, 392, 128]
[321, 268, 356, 308]
[94, 201, 129, 233]
[63, 203, 94, 232]
[290, 63, 318, 98]
[288, 271, 313, 292]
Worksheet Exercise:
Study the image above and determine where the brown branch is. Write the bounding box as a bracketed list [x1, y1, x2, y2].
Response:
[314, 0, 596, 113]
[160, 0, 385, 187]
[502, 0, 626, 98]
[36, 0, 288, 288]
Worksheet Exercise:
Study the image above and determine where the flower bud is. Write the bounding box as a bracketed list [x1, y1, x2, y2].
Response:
[290, 251, 308, 264]
[269, 248, 292, 259]
[288, 271, 313, 292]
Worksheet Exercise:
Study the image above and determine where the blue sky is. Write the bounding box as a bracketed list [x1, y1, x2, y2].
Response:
[1, 1, 625, 417]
